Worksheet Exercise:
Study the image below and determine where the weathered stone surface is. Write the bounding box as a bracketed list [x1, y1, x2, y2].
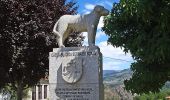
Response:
[52, 5, 109, 47]
[49, 46, 103, 100]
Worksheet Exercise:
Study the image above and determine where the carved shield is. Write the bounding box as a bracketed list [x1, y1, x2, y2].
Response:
[62, 58, 83, 83]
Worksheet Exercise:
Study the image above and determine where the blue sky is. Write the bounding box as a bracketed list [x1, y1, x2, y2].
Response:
[73, 0, 134, 70]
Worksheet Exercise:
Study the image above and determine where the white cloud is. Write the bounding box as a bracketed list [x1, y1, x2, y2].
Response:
[96, 30, 105, 39]
[97, 41, 134, 70]
[98, 41, 132, 60]
[84, 3, 95, 10]
[97, 16, 104, 29]
[96, 17, 105, 39]
[81, 3, 95, 14]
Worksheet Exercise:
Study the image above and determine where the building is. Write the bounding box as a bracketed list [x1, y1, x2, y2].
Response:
[24, 79, 49, 100]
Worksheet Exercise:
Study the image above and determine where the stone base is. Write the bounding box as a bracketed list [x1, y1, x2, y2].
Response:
[49, 46, 103, 100]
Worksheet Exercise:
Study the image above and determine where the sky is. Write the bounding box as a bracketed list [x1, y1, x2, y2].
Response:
[73, 0, 134, 70]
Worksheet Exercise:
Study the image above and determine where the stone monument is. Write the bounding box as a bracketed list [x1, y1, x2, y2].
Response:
[49, 5, 109, 100]
[49, 46, 103, 100]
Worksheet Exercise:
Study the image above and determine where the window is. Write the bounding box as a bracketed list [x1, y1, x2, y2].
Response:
[44, 85, 48, 99]
[38, 85, 42, 99]
[32, 86, 36, 100]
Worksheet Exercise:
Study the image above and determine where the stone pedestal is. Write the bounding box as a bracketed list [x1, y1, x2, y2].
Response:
[49, 46, 103, 100]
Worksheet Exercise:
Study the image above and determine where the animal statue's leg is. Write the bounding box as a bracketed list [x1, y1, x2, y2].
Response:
[55, 22, 70, 48]
[87, 25, 97, 46]
[53, 31, 65, 48]
[57, 36, 65, 48]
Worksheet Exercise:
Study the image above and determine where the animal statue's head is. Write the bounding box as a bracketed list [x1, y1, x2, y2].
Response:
[94, 5, 109, 16]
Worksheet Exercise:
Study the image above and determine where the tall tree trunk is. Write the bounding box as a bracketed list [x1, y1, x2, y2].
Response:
[17, 81, 23, 100]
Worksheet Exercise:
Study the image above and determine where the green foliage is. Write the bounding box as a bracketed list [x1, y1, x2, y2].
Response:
[103, 0, 170, 94]
[0, 84, 30, 100]
[134, 89, 170, 100]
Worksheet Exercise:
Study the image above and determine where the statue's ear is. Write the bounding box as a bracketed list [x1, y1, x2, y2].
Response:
[94, 5, 101, 12]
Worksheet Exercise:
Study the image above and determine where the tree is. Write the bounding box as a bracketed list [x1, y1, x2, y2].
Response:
[0, 0, 83, 99]
[103, 0, 170, 94]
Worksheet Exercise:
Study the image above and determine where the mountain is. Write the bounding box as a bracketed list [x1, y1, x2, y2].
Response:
[103, 69, 132, 86]
[103, 70, 119, 78]
[103, 69, 133, 100]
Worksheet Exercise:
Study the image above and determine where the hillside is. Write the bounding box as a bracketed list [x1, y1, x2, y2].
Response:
[103, 69, 133, 100]
[103, 69, 170, 100]
[103, 70, 119, 78]
[103, 69, 132, 87]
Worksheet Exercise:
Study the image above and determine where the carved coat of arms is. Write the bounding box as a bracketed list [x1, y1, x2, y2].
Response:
[61, 58, 83, 83]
